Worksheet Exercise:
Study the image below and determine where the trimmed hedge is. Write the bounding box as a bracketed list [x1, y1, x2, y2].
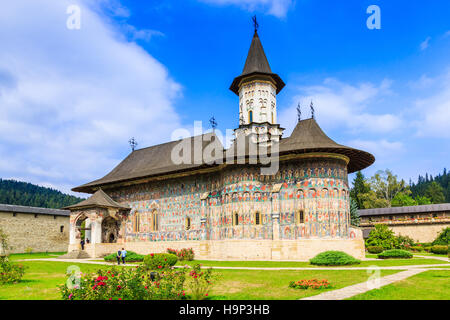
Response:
[409, 246, 424, 252]
[103, 251, 144, 262]
[430, 245, 448, 255]
[143, 253, 178, 270]
[367, 246, 383, 254]
[309, 251, 361, 266]
[377, 249, 412, 259]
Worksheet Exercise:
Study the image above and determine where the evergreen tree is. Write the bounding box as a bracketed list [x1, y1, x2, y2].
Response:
[350, 171, 370, 209]
[425, 181, 445, 204]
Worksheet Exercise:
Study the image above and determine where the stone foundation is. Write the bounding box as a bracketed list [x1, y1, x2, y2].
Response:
[68, 237, 365, 261]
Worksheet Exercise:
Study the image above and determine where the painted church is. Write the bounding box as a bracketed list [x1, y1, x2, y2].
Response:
[66, 28, 375, 260]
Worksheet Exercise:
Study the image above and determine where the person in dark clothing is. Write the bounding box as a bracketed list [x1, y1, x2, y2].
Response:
[116, 250, 122, 265]
[80, 239, 85, 250]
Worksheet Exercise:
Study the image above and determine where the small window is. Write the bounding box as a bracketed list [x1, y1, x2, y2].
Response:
[410, 215, 415, 219]
[248, 110, 253, 122]
[389, 216, 393, 220]
[12, 213, 17, 217]
[60, 226, 64, 233]
[185, 217, 191, 230]
[432, 213, 438, 218]
[296, 210, 304, 224]
[255, 212, 261, 225]
[54, 215, 57, 220]
[34, 214, 38, 218]
[152, 211, 159, 231]
[233, 212, 239, 226]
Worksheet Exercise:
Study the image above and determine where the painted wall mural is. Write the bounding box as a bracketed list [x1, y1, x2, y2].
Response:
[107, 157, 350, 242]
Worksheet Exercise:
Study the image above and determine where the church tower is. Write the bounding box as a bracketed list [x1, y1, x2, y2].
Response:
[230, 25, 285, 147]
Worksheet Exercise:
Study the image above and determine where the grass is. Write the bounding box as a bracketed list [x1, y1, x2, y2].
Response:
[0, 260, 400, 300]
[348, 270, 450, 300]
[176, 258, 449, 268]
[8, 252, 66, 261]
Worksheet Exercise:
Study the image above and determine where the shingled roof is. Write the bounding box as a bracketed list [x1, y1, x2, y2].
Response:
[0, 204, 69, 216]
[64, 189, 129, 210]
[279, 118, 375, 173]
[73, 132, 224, 193]
[359, 203, 450, 216]
[230, 30, 285, 95]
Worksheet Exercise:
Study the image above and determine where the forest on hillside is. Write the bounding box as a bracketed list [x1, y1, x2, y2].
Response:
[0, 179, 83, 209]
[351, 168, 450, 209]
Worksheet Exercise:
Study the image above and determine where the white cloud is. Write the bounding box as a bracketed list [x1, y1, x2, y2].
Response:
[278, 78, 402, 136]
[0, 0, 182, 196]
[420, 36, 431, 50]
[414, 70, 450, 138]
[199, 0, 293, 18]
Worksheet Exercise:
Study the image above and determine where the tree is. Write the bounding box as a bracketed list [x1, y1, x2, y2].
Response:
[350, 197, 360, 226]
[391, 193, 417, 207]
[415, 196, 432, 205]
[425, 181, 445, 204]
[350, 171, 370, 209]
[432, 227, 449, 246]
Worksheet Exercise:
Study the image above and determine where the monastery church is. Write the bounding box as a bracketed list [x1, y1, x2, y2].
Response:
[65, 28, 375, 260]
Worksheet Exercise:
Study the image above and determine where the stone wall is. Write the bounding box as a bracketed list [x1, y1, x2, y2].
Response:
[0, 211, 69, 253]
[389, 223, 450, 243]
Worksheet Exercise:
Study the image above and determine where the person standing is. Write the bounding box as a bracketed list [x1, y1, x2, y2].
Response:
[80, 239, 85, 250]
[121, 248, 127, 265]
[116, 249, 122, 265]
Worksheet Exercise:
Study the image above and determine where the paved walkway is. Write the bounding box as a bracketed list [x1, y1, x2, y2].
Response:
[301, 268, 428, 300]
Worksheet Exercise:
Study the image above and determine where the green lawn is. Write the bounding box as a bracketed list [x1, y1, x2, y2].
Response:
[348, 270, 450, 300]
[0, 260, 401, 300]
[177, 258, 449, 268]
[8, 252, 66, 261]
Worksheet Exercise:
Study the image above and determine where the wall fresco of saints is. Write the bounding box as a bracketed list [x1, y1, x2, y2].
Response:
[107, 157, 350, 242]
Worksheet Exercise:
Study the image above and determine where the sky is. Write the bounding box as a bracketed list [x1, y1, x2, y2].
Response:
[0, 0, 449, 197]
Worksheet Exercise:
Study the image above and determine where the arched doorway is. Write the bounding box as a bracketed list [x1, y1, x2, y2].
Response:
[75, 214, 91, 242]
[102, 217, 120, 243]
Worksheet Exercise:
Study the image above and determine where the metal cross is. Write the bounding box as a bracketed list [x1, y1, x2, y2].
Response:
[297, 103, 302, 122]
[252, 15, 259, 32]
[128, 137, 138, 151]
[310, 101, 315, 119]
[209, 116, 218, 130]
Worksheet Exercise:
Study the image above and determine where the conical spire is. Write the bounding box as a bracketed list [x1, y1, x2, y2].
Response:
[241, 31, 272, 75]
[230, 30, 285, 95]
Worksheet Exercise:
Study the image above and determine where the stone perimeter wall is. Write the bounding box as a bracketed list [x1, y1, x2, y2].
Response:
[0, 211, 69, 253]
[69, 228, 364, 260]
[389, 223, 450, 243]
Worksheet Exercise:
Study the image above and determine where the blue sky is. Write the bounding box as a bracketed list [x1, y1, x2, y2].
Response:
[0, 0, 449, 196]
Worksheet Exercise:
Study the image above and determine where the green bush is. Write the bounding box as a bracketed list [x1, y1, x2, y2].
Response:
[432, 227, 449, 246]
[167, 248, 195, 261]
[103, 251, 144, 262]
[430, 245, 448, 255]
[0, 256, 26, 284]
[309, 251, 360, 266]
[396, 235, 415, 250]
[423, 246, 432, 253]
[377, 249, 413, 259]
[365, 224, 398, 250]
[409, 246, 423, 252]
[366, 246, 383, 254]
[143, 253, 178, 270]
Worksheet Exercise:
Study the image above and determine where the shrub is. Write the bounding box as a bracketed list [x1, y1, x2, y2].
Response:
[60, 265, 188, 300]
[396, 235, 415, 250]
[430, 245, 448, 255]
[432, 227, 449, 246]
[186, 263, 217, 300]
[289, 279, 332, 290]
[366, 246, 383, 254]
[167, 248, 195, 261]
[103, 251, 144, 262]
[423, 246, 432, 253]
[143, 253, 178, 270]
[0, 256, 26, 284]
[409, 246, 424, 252]
[377, 249, 413, 259]
[309, 251, 360, 266]
[365, 224, 398, 250]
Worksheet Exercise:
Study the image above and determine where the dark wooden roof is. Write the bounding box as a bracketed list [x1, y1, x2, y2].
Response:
[73, 133, 224, 193]
[279, 118, 375, 173]
[230, 30, 285, 95]
[359, 203, 450, 216]
[64, 189, 129, 210]
[0, 204, 70, 216]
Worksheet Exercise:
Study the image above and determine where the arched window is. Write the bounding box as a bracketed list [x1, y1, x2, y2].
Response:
[255, 212, 261, 225]
[248, 110, 253, 122]
[233, 212, 239, 226]
[152, 210, 158, 231]
[185, 217, 191, 230]
[271, 112, 274, 123]
[296, 210, 304, 224]
[60, 226, 64, 233]
[133, 212, 140, 233]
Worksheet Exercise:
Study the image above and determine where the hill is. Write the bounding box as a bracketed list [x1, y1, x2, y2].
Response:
[0, 179, 83, 209]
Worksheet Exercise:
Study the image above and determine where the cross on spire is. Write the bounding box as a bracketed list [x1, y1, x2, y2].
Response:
[310, 101, 315, 119]
[252, 15, 259, 32]
[128, 137, 138, 152]
[297, 103, 302, 122]
[209, 116, 218, 130]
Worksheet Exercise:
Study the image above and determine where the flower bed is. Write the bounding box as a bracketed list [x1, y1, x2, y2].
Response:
[143, 253, 178, 270]
[167, 248, 195, 261]
[0, 256, 26, 284]
[289, 279, 331, 290]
